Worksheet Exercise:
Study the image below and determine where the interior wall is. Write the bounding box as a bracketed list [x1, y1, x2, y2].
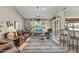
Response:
[24, 19, 51, 32]
[51, 7, 65, 44]
[52, 8, 65, 31]
[0, 6, 24, 39]
[51, 7, 79, 43]
[44, 20, 51, 32]
[24, 19, 31, 29]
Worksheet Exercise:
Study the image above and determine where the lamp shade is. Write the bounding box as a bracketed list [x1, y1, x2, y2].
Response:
[7, 26, 16, 32]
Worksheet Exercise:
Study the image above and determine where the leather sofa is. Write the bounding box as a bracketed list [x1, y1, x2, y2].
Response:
[0, 30, 30, 53]
[14, 30, 30, 46]
[0, 40, 18, 53]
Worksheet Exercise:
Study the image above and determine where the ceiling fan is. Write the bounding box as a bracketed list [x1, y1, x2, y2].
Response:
[35, 6, 40, 21]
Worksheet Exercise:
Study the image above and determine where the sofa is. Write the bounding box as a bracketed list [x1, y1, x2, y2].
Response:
[0, 30, 30, 53]
[14, 30, 30, 46]
[0, 40, 18, 53]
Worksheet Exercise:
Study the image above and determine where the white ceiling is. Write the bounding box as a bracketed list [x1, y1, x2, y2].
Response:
[65, 6, 79, 12]
[64, 6, 79, 18]
[15, 6, 62, 19]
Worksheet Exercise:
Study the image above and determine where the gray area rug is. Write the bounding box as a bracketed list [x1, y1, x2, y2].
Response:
[22, 36, 67, 53]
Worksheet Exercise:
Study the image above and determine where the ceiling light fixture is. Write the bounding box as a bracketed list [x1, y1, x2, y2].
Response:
[35, 6, 46, 21]
[43, 8, 46, 10]
[36, 6, 40, 21]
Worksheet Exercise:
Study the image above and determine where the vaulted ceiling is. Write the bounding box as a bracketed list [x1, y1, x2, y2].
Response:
[15, 6, 62, 19]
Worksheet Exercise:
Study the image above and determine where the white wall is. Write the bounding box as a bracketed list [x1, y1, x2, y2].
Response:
[24, 19, 51, 32]
[54, 8, 65, 30]
[51, 7, 79, 43]
[24, 19, 31, 29]
[51, 7, 66, 44]
[0, 6, 24, 39]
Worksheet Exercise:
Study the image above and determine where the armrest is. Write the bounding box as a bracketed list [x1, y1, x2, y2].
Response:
[0, 39, 9, 44]
[0, 42, 14, 52]
[3, 47, 18, 53]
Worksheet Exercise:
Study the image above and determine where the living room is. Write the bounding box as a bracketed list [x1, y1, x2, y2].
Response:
[0, 6, 79, 53]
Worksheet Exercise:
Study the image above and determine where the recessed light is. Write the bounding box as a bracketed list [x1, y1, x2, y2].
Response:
[43, 8, 46, 10]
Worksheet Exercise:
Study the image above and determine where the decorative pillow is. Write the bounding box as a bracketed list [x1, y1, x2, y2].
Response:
[0, 42, 14, 52]
[3, 32, 9, 39]
[13, 32, 18, 37]
[17, 31, 22, 36]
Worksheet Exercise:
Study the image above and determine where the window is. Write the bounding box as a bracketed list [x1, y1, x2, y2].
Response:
[14, 21, 20, 30]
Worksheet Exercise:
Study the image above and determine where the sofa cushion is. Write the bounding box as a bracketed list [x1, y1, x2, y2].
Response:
[0, 40, 9, 44]
[0, 42, 14, 52]
[3, 47, 18, 53]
